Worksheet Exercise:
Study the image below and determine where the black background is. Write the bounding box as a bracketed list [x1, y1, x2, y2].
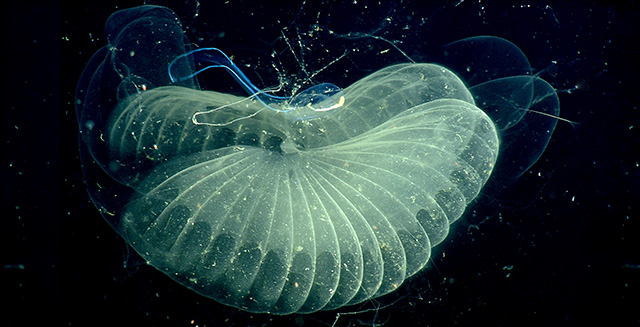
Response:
[2, 0, 638, 326]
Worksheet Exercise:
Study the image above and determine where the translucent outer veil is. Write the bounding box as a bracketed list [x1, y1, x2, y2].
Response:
[75, 5, 558, 314]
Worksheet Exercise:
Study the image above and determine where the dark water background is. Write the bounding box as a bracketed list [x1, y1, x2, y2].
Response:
[2, 0, 638, 326]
